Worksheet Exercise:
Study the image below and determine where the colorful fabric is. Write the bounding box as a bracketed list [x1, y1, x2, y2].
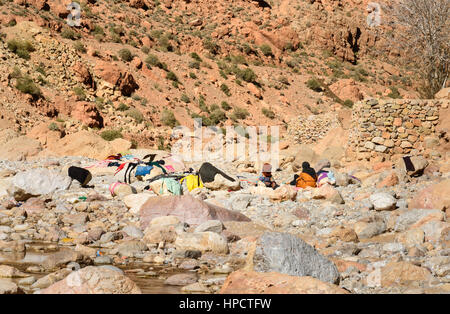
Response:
[159, 178, 182, 195]
[135, 165, 153, 177]
[180, 174, 204, 192]
[296, 172, 317, 188]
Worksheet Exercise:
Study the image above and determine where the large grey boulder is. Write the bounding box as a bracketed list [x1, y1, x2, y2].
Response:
[12, 168, 71, 197]
[252, 232, 340, 284]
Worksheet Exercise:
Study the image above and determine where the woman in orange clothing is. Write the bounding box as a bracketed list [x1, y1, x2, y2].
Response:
[295, 162, 317, 188]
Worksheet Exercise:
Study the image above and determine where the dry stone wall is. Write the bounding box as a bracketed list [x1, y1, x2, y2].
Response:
[349, 98, 449, 160]
[288, 112, 340, 144]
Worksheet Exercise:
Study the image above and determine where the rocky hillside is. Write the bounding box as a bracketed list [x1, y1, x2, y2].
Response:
[0, 0, 424, 149]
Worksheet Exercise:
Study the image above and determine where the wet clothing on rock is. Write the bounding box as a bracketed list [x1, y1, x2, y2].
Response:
[68, 166, 92, 186]
[180, 174, 204, 192]
[159, 178, 182, 195]
[199, 162, 235, 183]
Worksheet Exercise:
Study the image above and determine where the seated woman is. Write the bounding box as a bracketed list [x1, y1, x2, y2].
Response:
[258, 163, 279, 190]
[295, 162, 317, 188]
[315, 159, 335, 187]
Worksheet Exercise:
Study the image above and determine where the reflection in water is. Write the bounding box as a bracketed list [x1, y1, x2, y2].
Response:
[0, 244, 187, 294]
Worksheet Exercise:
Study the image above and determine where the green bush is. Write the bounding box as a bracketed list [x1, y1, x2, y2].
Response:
[181, 94, 190, 103]
[189, 72, 197, 79]
[166, 71, 178, 82]
[15, 76, 42, 98]
[73, 86, 86, 100]
[262, 108, 275, 119]
[190, 52, 202, 62]
[260, 44, 273, 57]
[343, 99, 354, 108]
[73, 41, 86, 53]
[125, 108, 144, 123]
[237, 68, 257, 83]
[141, 46, 150, 54]
[388, 86, 402, 99]
[118, 48, 133, 62]
[117, 103, 129, 111]
[7, 39, 35, 60]
[61, 28, 80, 40]
[145, 54, 159, 66]
[231, 107, 249, 120]
[48, 122, 59, 131]
[161, 109, 178, 127]
[306, 78, 322, 92]
[221, 101, 231, 111]
[101, 129, 123, 141]
[209, 109, 227, 125]
[189, 61, 200, 69]
[203, 38, 220, 55]
[220, 83, 231, 96]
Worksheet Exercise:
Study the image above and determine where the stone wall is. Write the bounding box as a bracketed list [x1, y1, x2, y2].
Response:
[288, 112, 340, 144]
[349, 98, 449, 160]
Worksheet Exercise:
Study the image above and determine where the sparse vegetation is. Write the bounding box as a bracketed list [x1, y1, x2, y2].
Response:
[260, 44, 273, 57]
[101, 129, 123, 141]
[125, 108, 144, 123]
[73, 41, 86, 53]
[48, 122, 59, 131]
[220, 83, 231, 96]
[73, 86, 86, 101]
[262, 108, 275, 119]
[306, 78, 322, 92]
[61, 28, 81, 40]
[231, 107, 250, 120]
[118, 48, 133, 62]
[7, 39, 35, 60]
[161, 109, 178, 127]
[221, 101, 232, 111]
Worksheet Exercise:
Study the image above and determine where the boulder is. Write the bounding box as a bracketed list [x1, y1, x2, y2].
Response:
[354, 221, 386, 239]
[38, 266, 141, 294]
[175, 232, 229, 254]
[71, 102, 104, 128]
[12, 168, 71, 197]
[249, 232, 340, 284]
[203, 174, 240, 191]
[388, 209, 445, 232]
[250, 185, 297, 202]
[369, 193, 396, 211]
[122, 193, 153, 214]
[408, 179, 450, 211]
[220, 270, 347, 294]
[0, 279, 19, 294]
[311, 184, 344, 204]
[116, 241, 147, 257]
[139, 195, 250, 229]
[395, 156, 428, 177]
[194, 220, 224, 233]
[143, 224, 178, 244]
[94, 61, 139, 96]
[379, 262, 432, 287]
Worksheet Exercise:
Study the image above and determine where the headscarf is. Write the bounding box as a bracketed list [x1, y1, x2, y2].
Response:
[301, 161, 317, 179]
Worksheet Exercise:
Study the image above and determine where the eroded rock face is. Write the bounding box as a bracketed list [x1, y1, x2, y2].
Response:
[38, 266, 141, 294]
[250, 232, 340, 284]
[94, 61, 139, 96]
